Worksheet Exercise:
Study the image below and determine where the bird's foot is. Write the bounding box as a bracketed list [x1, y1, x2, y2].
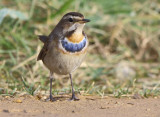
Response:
[69, 94, 79, 101]
[50, 95, 56, 102]
[46, 95, 56, 102]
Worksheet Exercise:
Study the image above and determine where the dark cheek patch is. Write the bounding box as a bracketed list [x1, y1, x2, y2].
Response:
[61, 38, 86, 52]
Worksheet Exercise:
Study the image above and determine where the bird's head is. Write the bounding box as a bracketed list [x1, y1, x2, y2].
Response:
[57, 12, 90, 36]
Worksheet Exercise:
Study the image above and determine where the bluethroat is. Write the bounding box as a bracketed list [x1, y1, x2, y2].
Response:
[37, 12, 90, 101]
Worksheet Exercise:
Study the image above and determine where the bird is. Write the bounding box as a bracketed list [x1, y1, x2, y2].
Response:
[37, 12, 90, 101]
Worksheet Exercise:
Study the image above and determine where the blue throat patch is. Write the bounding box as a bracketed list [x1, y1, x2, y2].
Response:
[61, 37, 87, 53]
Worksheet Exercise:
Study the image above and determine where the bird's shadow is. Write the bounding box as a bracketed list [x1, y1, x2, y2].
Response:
[43, 95, 73, 102]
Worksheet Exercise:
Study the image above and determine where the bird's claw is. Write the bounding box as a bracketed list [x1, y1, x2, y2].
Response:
[70, 95, 79, 101]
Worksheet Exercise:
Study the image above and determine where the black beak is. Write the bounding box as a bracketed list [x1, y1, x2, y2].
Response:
[82, 19, 90, 23]
[77, 18, 90, 23]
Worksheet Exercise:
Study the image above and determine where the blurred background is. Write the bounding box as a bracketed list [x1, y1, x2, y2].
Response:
[0, 0, 160, 98]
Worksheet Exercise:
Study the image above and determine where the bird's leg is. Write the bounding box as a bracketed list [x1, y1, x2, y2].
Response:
[49, 72, 56, 101]
[69, 73, 79, 101]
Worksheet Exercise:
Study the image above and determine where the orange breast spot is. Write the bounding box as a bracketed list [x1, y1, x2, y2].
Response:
[68, 33, 84, 43]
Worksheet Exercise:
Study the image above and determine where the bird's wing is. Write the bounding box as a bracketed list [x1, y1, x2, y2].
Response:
[37, 31, 63, 61]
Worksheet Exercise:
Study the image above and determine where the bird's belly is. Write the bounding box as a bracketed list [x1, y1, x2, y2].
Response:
[43, 50, 86, 75]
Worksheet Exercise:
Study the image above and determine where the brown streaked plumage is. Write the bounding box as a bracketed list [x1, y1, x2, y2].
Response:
[37, 12, 90, 101]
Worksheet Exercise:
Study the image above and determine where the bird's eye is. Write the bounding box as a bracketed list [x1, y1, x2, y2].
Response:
[69, 18, 73, 22]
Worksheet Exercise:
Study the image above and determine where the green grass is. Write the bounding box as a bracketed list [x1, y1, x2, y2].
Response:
[0, 0, 160, 98]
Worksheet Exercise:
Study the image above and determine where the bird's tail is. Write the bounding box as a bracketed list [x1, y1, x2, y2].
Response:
[38, 35, 48, 43]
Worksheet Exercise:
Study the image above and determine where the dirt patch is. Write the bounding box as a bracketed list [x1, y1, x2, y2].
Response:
[0, 95, 160, 117]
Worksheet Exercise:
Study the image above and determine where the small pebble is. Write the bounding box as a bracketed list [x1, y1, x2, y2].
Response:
[5, 96, 9, 99]
[23, 110, 27, 113]
[13, 99, 22, 103]
[100, 106, 106, 109]
[146, 108, 150, 111]
[3, 109, 9, 113]
[127, 102, 134, 105]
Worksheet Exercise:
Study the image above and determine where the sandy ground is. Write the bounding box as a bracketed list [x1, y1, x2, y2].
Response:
[0, 95, 160, 117]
